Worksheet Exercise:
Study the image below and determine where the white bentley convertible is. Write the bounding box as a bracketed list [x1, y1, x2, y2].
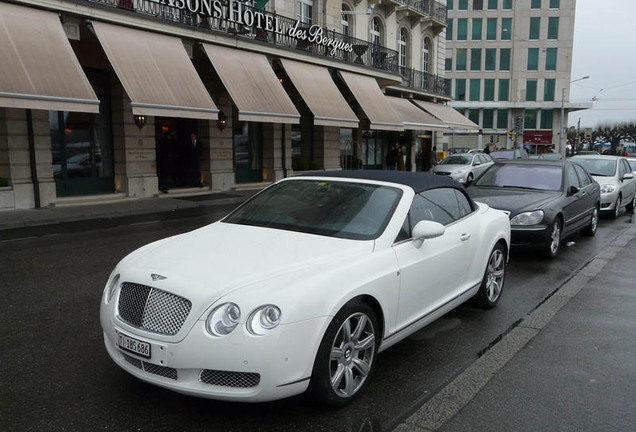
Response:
[100, 171, 510, 406]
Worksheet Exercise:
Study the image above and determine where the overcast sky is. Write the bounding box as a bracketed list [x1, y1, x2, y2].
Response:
[570, 0, 636, 128]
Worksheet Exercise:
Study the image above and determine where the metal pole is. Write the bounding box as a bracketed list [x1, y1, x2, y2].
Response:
[560, 87, 565, 157]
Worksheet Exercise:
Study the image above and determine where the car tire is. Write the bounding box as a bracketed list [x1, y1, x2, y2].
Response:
[308, 300, 379, 407]
[543, 218, 562, 259]
[472, 243, 506, 309]
[610, 195, 622, 219]
[467, 173, 474, 184]
[581, 207, 599, 237]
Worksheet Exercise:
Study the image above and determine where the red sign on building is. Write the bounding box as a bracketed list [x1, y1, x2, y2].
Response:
[523, 130, 553, 144]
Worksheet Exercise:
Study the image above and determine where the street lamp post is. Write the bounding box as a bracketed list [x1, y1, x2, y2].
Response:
[560, 75, 589, 156]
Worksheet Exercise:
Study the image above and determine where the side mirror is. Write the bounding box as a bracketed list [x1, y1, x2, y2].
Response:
[412, 220, 445, 248]
[623, 172, 634, 181]
[568, 185, 580, 195]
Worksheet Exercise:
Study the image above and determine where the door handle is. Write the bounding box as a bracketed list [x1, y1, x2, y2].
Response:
[460, 233, 471, 241]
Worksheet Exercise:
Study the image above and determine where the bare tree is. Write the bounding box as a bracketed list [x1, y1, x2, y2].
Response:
[591, 122, 636, 155]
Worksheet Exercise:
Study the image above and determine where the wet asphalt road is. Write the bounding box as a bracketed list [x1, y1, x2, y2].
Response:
[1, 210, 633, 432]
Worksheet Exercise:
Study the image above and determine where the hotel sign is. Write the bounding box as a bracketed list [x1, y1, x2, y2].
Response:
[146, 0, 354, 55]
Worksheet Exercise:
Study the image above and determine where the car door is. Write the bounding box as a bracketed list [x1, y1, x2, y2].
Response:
[392, 188, 481, 331]
[561, 163, 588, 235]
[619, 159, 636, 204]
[573, 164, 599, 224]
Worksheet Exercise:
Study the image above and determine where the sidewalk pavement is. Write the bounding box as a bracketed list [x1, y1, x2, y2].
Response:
[0, 190, 256, 232]
[397, 224, 636, 432]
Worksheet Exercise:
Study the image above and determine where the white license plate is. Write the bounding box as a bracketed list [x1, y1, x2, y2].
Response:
[118, 332, 151, 359]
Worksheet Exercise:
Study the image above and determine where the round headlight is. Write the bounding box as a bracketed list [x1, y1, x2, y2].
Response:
[206, 303, 241, 337]
[248, 305, 282, 336]
[107, 273, 120, 303]
[510, 210, 544, 225]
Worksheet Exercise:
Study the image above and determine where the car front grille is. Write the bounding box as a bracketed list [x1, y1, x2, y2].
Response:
[117, 282, 192, 336]
[199, 369, 261, 388]
[123, 353, 177, 380]
[435, 171, 451, 176]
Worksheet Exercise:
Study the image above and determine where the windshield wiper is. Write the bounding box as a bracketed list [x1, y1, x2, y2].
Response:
[499, 185, 546, 190]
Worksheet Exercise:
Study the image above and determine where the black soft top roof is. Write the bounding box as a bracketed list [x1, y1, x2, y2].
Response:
[296, 170, 467, 194]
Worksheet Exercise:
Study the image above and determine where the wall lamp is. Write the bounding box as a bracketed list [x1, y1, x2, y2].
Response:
[216, 110, 227, 132]
[133, 114, 146, 130]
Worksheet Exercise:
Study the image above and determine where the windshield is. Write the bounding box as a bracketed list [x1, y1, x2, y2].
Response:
[573, 158, 617, 177]
[440, 155, 471, 165]
[223, 180, 403, 240]
[474, 164, 563, 191]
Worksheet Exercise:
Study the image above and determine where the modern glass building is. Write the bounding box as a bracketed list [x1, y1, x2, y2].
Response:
[445, 0, 590, 152]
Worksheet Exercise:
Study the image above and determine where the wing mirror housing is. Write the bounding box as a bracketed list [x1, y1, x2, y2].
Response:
[623, 172, 634, 181]
[412, 220, 445, 248]
[568, 185, 580, 195]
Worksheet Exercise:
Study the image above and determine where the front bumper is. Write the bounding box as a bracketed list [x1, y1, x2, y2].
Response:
[435, 171, 468, 183]
[101, 312, 330, 402]
[510, 225, 551, 248]
[599, 191, 619, 212]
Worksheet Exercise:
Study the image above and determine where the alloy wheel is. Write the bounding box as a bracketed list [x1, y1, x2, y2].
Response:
[614, 196, 622, 218]
[550, 221, 561, 255]
[329, 312, 376, 399]
[485, 248, 505, 303]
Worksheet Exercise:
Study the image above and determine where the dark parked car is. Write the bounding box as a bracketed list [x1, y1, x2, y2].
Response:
[467, 159, 600, 259]
[489, 148, 529, 160]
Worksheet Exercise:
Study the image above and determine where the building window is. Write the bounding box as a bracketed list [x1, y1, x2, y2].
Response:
[500, 48, 511, 70]
[540, 110, 554, 129]
[457, 18, 468, 40]
[398, 28, 408, 67]
[422, 37, 431, 72]
[546, 48, 558, 70]
[485, 48, 496, 70]
[529, 17, 540, 40]
[501, 18, 512, 40]
[458, 0, 468, 10]
[548, 17, 559, 39]
[526, 79, 538, 101]
[472, 18, 483, 40]
[471, 48, 482, 71]
[371, 17, 382, 45]
[497, 109, 509, 129]
[525, 109, 538, 129]
[483, 109, 495, 129]
[468, 109, 480, 125]
[550, 0, 560, 8]
[544, 79, 556, 101]
[473, 0, 483, 10]
[470, 79, 481, 101]
[531, 0, 541, 9]
[484, 79, 495, 101]
[502, 0, 512, 9]
[341, 4, 351, 36]
[448, 0, 454, 9]
[488, 0, 498, 9]
[447, 19, 453, 41]
[296, 0, 313, 25]
[498, 79, 510, 101]
[527, 48, 539, 70]
[456, 48, 467, 70]
[445, 57, 453, 71]
[486, 18, 497, 40]
[456, 79, 466, 100]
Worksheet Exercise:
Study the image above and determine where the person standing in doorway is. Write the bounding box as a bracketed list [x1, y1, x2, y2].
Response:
[397, 147, 406, 171]
[385, 144, 397, 170]
[429, 146, 438, 173]
[189, 132, 203, 187]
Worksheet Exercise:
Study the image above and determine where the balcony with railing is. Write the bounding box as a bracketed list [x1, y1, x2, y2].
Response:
[386, 0, 448, 26]
[80, 0, 449, 98]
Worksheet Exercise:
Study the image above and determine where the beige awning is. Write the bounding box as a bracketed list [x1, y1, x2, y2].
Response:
[338, 71, 403, 131]
[279, 59, 358, 129]
[386, 97, 448, 131]
[202, 44, 299, 124]
[411, 100, 480, 130]
[91, 21, 218, 119]
[0, 3, 99, 112]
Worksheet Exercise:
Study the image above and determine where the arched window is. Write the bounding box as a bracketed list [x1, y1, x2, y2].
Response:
[341, 4, 351, 36]
[398, 28, 409, 68]
[422, 37, 432, 73]
[370, 17, 382, 46]
[296, 0, 313, 25]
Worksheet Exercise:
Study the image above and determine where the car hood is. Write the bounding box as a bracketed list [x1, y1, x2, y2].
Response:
[434, 164, 470, 173]
[118, 221, 373, 304]
[589, 174, 617, 186]
[467, 187, 561, 215]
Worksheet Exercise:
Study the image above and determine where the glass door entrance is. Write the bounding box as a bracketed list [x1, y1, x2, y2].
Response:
[233, 112, 262, 183]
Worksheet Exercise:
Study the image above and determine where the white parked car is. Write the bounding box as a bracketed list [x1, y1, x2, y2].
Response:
[434, 153, 495, 184]
[571, 155, 636, 218]
[100, 172, 510, 405]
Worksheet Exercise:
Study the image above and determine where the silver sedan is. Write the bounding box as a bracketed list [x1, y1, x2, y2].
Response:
[434, 153, 494, 184]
